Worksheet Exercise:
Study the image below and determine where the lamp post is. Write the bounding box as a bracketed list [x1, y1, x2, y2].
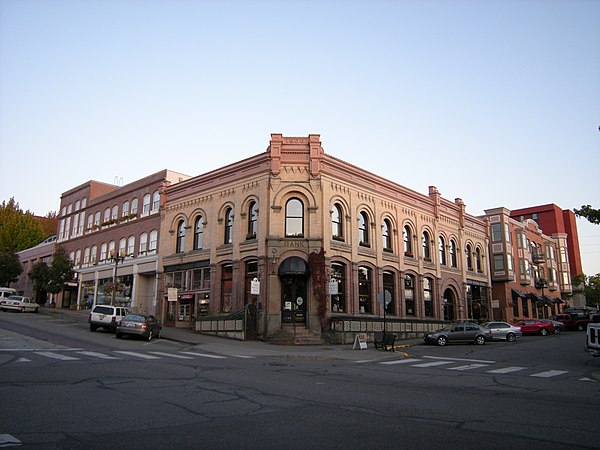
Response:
[110, 249, 126, 306]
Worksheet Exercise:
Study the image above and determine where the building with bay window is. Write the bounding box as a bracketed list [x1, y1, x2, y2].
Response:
[160, 134, 491, 343]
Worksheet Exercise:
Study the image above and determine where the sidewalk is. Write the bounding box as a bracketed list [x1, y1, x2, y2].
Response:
[40, 306, 422, 361]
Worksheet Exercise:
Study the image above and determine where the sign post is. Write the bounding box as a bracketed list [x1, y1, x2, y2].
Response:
[378, 290, 392, 336]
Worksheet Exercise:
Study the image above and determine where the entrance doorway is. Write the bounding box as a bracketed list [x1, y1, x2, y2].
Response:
[443, 288, 456, 321]
[281, 275, 307, 324]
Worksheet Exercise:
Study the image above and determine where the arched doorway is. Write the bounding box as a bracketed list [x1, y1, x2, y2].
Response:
[278, 257, 308, 325]
[443, 288, 456, 321]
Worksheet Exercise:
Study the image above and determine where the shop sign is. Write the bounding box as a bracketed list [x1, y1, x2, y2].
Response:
[168, 288, 178, 302]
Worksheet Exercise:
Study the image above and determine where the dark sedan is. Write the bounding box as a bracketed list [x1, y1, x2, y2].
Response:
[424, 321, 492, 346]
[116, 314, 162, 341]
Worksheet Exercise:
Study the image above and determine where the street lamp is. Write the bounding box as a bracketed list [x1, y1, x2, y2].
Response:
[110, 249, 126, 306]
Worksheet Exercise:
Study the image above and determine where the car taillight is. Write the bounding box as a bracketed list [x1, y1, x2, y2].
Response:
[141, 323, 147, 329]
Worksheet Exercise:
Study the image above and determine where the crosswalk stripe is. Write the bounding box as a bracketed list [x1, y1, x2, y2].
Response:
[149, 352, 195, 360]
[487, 366, 527, 374]
[232, 355, 256, 359]
[77, 351, 121, 360]
[114, 351, 161, 360]
[412, 361, 454, 368]
[530, 370, 569, 378]
[36, 351, 79, 361]
[380, 358, 423, 365]
[179, 351, 227, 359]
[447, 363, 490, 371]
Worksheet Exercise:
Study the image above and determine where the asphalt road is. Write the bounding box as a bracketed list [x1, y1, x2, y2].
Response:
[1, 310, 599, 450]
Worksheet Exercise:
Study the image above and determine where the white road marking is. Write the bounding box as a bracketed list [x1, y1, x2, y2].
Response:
[0, 434, 21, 446]
[354, 360, 374, 364]
[35, 351, 79, 361]
[422, 355, 495, 364]
[447, 363, 490, 371]
[380, 358, 423, 365]
[77, 351, 121, 360]
[232, 355, 256, 359]
[487, 366, 527, 374]
[114, 351, 161, 360]
[16, 357, 31, 363]
[179, 351, 227, 359]
[412, 361, 455, 368]
[149, 352, 195, 359]
[530, 370, 569, 378]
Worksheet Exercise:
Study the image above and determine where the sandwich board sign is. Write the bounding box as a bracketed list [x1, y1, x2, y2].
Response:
[353, 333, 368, 350]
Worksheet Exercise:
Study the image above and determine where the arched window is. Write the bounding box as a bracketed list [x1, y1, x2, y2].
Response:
[100, 243, 107, 262]
[475, 247, 482, 272]
[332, 204, 343, 240]
[439, 236, 446, 265]
[423, 277, 433, 317]
[382, 219, 392, 251]
[405, 274, 415, 316]
[119, 238, 126, 256]
[358, 266, 372, 313]
[149, 230, 158, 253]
[176, 220, 186, 253]
[84, 247, 90, 264]
[122, 201, 130, 217]
[131, 198, 138, 215]
[422, 231, 431, 260]
[224, 208, 233, 244]
[139, 233, 148, 254]
[194, 216, 204, 250]
[450, 240, 457, 267]
[127, 236, 135, 256]
[75, 249, 81, 266]
[108, 241, 116, 257]
[247, 202, 258, 239]
[330, 263, 346, 312]
[358, 211, 369, 246]
[466, 244, 473, 271]
[285, 198, 304, 237]
[152, 190, 160, 212]
[103, 208, 110, 224]
[111, 205, 119, 221]
[383, 271, 395, 314]
[142, 194, 151, 215]
[221, 264, 233, 312]
[403, 225, 413, 256]
[91, 245, 97, 263]
[94, 211, 101, 227]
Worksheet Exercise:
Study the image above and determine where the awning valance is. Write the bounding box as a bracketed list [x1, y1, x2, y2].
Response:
[278, 257, 309, 276]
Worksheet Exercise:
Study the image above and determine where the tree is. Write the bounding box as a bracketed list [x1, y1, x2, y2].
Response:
[0, 250, 23, 286]
[584, 274, 600, 308]
[46, 246, 74, 296]
[574, 205, 600, 225]
[0, 198, 46, 253]
[29, 261, 50, 304]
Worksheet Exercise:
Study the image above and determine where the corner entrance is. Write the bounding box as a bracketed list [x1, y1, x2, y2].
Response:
[278, 256, 309, 325]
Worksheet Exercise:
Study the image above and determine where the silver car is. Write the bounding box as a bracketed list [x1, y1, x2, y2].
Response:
[0, 295, 39, 313]
[482, 321, 522, 342]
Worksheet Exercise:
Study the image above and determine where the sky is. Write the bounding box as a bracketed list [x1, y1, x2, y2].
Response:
[1, 0, 599, 275]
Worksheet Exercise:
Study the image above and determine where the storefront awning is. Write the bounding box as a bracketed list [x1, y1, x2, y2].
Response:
[511, 289, 527, 298]
[278, 257, 309, 276]
[528, 292, 544, 302]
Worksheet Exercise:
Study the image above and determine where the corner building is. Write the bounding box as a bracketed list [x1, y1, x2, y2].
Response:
[161, 134, 491, 343]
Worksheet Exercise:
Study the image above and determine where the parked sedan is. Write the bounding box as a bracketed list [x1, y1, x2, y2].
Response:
[514, 318, 555, 336]
[0, 295, 39, 313]
[424, 321, 492, 346]
[116, 314, 162, 341]
[482, 321, 522, 342]
[541, 319, 564, 334]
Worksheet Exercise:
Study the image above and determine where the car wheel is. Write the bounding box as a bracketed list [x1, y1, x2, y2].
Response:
[475, 335, 486, 345]
[540, 328, 549, 336]
[20, 307, 25, 313]
[554, 328, 561, 334]
[506, 332, 516, 342]
[90, 324, 97, 332]
[147, 331, 153, 341]
[436, 336, 448, 346]
[34, 307, 39, 313]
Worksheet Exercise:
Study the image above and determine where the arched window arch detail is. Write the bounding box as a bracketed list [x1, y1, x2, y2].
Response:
[403, 225, 413, 256]
[176, 220, 186, 253]
[382, 218, 392, 251]
[449, 239, 457, 267]
[439, 236, 446, 265]
[247, 201, 258, 239]
[194, 216, 204, 250]
[224, 208, 234, 244]
[358, 211, 370, 246]
[422, 231, 431, 260]
[332, 203, 344, 241]
[285, 198, 304, 237]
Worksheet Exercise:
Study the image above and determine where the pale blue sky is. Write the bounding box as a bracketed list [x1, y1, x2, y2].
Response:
[1, 0, 599, 275]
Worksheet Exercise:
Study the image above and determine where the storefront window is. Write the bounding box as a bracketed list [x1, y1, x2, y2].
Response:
[383, 271, 395, 314]
[358, 266, 372, 314]
[405, 274, 415, 316]
[331, 263, 346, 312]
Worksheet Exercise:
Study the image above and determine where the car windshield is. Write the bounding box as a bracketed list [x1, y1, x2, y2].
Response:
[123, 315, 145, 322]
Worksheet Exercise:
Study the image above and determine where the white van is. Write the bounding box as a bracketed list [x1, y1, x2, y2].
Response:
[0, 287, 18, 301]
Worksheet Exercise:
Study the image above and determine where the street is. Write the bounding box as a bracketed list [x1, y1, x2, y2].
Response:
[1, 310, 599, 449]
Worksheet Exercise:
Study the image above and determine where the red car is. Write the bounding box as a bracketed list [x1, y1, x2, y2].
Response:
[514, 318, 555, 336]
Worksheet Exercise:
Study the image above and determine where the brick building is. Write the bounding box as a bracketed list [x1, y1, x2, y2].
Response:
[160, 134, 491, 343]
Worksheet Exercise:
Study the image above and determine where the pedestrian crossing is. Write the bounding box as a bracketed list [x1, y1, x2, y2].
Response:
[365, 356, 584, 381]
[2, 348, 254, 364]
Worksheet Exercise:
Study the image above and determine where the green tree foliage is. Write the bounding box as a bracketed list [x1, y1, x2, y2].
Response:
[584, 274, 600, 307]
[46, 246, 73, 295]
[574, 205, 600, 225]
[0, 250, 23, 286]
[29, 261, 50, 303]
[0, 198, 46, 253]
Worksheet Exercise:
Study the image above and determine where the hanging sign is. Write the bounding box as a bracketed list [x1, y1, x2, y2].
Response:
[328, 279, 338, 295]
[353, 333, 368, 350]
[168, 288, 178, 302]
[250, 278, 260, 295]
